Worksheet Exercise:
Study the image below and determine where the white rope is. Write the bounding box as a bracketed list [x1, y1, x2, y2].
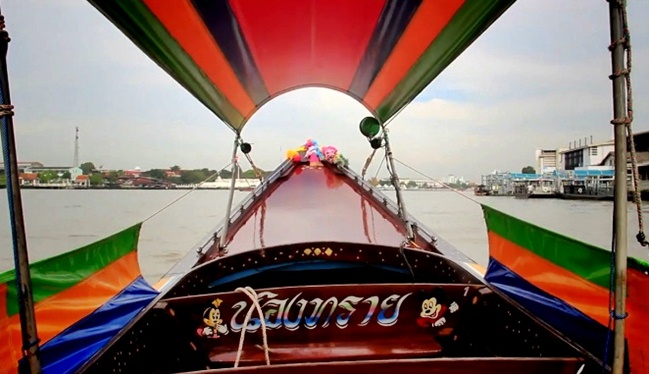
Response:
[393, 158, 482, 205]
[233, 286, 270, 367]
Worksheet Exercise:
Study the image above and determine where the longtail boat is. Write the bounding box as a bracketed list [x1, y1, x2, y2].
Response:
[1, 1, 647, 373]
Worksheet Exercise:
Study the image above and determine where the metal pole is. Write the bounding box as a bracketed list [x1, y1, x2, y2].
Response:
[381, 127, 414, 241]
[219, 136, 240, 250]
[0, 10, 42, 374]
[608, 1, 627, 373]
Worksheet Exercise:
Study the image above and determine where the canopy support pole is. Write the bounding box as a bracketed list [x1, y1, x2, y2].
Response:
[608, 1, 628, 373]
[219, 135, 240, 251]
[381, 126, 414, 242]
[0, 10, 42, 374]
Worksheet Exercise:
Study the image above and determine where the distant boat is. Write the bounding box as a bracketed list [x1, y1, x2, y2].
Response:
[473, 184, 489, 196]
[557, 172, 614, 201]
[513, 178, 556, 199]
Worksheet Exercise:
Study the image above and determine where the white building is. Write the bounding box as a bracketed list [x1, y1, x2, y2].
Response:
[558, 140, 614, 170]
[535, 149, 561, 173]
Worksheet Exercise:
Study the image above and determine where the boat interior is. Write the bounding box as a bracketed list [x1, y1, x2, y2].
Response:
[77, 161, 600, 373]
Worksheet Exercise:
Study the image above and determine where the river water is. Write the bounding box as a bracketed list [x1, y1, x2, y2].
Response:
[0, 189, 647, 283]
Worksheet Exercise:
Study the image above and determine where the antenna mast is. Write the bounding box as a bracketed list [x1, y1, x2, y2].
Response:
[73, 127, 79, 167]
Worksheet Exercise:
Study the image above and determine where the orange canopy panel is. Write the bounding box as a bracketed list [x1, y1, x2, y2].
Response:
[89, 0, 515, 132]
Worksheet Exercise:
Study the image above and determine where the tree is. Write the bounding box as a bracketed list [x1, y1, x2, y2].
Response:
[80, 162, 95, 175]
[242, 168, 265, 179]
[61, 171, 71, 180]
[106, 171, 120, 184]
[219, 169, 233, 179]
[180, 170, 206, 184]
[38, 170, 57, 183]
[406, 180, 418, 188]
[89, 173, 104, 186]
[521, 166, 536, 174]
[170, 165, 181, 171]
[143, 169, 167, 180]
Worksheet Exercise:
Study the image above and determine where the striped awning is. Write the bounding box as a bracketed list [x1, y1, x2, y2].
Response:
[89, 0, 515, 133]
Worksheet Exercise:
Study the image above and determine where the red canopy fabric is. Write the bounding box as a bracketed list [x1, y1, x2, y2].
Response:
[90, 0, 515, 132]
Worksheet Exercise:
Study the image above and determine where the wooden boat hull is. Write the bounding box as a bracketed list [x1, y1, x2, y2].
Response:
[71, 163, 601, 373]
[514, 193, 557, 199]
[557, 193, 613, 201]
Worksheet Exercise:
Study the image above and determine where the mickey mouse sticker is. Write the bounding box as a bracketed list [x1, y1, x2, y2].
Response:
[417, 289, 459, 328]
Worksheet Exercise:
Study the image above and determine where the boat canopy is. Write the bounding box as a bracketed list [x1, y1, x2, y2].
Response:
[89, 0, 515, 133]
[509, 173, 542, 180]
[573, 169, 615, 177]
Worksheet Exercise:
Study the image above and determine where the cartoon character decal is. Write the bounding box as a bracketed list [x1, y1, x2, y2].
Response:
[197, 299, 229, 338]
[416, 290, 459, 328]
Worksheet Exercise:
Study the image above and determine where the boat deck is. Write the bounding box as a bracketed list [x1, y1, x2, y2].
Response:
[224, 165, 408, 253]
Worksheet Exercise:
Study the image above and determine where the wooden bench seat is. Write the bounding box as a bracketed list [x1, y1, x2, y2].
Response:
[201, 357, 584, 373]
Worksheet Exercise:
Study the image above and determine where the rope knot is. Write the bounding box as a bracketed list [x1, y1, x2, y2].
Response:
[610, 310, 628, 320]
[0, 104, 14, 117]
[234, 286, 270, 367]
[610, 117, 631, 125]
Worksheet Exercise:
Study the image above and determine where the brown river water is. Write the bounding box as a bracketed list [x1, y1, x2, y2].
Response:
[0, 189, 647, 283]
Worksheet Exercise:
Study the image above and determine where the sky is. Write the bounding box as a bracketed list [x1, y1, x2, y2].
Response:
[2, 1, 648, 183]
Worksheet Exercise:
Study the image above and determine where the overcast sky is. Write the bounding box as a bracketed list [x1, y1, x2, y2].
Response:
[2, 1, 648, 182]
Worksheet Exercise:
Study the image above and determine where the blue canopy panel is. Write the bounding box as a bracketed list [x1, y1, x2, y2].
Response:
[509, 173, 542, 180]
[573, 170, 615, 177]
[39, 277, 158, 374]
[485, 260, 611, 364]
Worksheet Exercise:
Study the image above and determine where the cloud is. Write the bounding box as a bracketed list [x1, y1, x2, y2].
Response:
[2, 1, 648, 184]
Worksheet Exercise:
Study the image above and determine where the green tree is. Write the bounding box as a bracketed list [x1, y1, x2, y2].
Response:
[106, 171, 120, 183]
[61, 171, 71, 180]
[406, 180, 418, 188]
[38, 170, 57, 183]
[170, 165, 181, 171]
[89, 173, 104, 186]
[521, 166, 536, 174]
[80, 162, 96, 175]
[242, 168, 265, 179]
[219, 169, 233, 179]
[180, 170, 206, 184]
[143, 169, 167, 180]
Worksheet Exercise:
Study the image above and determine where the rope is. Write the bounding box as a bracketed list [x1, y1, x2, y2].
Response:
[373, 155, 385, 181]
[399, 241, 416, 283]
[393, 158, 483, 206]
[383, 143, 406, 214]
[234, 286, 270, 368]
[142, 162, 231, 223]
[361, 149, 377, 179]
[243, 152, 263, 182]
